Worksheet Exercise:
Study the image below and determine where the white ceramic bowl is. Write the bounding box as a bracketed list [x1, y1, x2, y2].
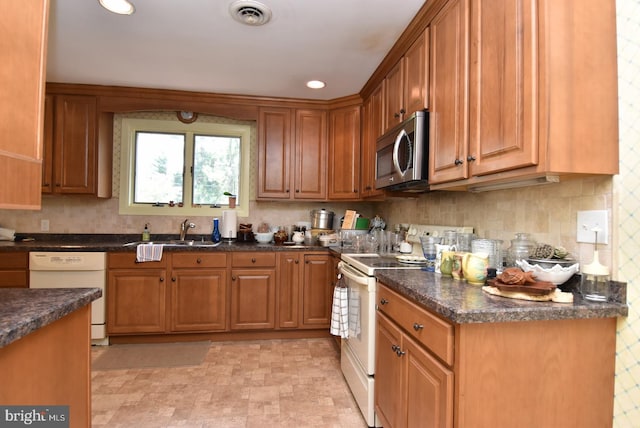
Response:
[516, 259, 580, 285]
[255, 232, 274, 244]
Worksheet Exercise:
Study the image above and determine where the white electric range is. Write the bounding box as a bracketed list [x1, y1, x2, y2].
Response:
[338, 224, 473, 427]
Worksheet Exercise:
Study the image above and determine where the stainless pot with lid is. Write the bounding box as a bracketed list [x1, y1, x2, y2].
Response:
[311, 209, 335, 230]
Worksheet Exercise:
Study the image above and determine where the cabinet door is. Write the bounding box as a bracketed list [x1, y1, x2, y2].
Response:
[301, 254, 332, 327]
[428, 0, 470, 184]
[294, 109, 327, 199]
[404, 335, 454, 428]
[171, 268, 227, 332]
[52, 95, 98, 194]
[42, 94, 55, 193]
[277, 252, 301, 328]
[328, 105, 361, 200]
[384, 60, 405, 132]
[404, 29, 430, 115]
[230, 269, 276, 330]
[107, 269, 167, 334]
[0, 0, 47, 209]
[375, 313, 405, 428]
[468, 0, 537, 177]
[0, 252, 29, 288]
[361, 83, 385, 198]
[257, 107, 292, 199]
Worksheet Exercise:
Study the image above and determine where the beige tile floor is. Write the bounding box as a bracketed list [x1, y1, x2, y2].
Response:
[91, 338, 368, 428]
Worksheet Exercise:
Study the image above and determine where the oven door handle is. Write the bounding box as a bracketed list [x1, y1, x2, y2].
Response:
[338, 261, 370, 286]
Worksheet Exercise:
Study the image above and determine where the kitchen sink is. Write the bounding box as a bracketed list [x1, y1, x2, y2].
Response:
[123, 240, 221, 247]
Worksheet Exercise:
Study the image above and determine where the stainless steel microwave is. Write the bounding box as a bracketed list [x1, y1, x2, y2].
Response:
[375, 110, 429, 191]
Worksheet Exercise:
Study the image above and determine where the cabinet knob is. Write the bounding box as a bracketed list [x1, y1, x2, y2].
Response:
[159, 277, 164, 282]
[400, 108, 406, 115]
[196, 258, 202, 264]
[171, 277, 176, 282]
[391, 344, 400, 352]
[413, 323, 424, 331]
[454, 159, 464, 166]
[251, 258, 256, 263]
[380, 298, 389, 305]
[394, 112, 400, 118]
[396, 348, 406, 357]
[295, 189, 300, 193]
[286, 189, 290, 193]
[232, 275, 236, 281]
[467, 155, 476, 162]
[295, 260, 299, 264]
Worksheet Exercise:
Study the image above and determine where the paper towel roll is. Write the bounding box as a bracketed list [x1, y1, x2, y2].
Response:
[221, 210, 237, 239]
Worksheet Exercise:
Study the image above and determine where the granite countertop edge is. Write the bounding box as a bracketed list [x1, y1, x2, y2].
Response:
[0, 233, 334, 253]
[0, 288, 102, 348]
[375, 269, 628, 324]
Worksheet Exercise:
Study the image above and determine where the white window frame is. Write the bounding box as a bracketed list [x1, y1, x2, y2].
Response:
[119, 117, 250, 217]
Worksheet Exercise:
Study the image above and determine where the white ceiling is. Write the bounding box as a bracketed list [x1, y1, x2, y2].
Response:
[46, 0, 426, 100]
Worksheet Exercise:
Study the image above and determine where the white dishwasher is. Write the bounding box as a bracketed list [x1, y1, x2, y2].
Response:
[30, 252, 108, 345]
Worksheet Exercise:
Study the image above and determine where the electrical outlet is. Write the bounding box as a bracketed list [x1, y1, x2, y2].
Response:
[40, 219, 49, 232]
[576, 210, 608, 244]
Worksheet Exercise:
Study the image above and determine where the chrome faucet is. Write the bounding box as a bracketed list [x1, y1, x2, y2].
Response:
[179, 219, 196, 241]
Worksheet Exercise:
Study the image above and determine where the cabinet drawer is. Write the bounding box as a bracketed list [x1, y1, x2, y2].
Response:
[232, 252, 276, 268]
[0, 271, 28, 287]
[108, 252, 168, 269]
[0, 252, 28, 269]
[377, 283, 454, 366]
[171, 252, 227, 268]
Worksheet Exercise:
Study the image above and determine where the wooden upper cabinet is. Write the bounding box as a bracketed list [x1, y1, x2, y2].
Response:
[428, 0, 618, 189]
[428, 0, 470, 184]
[384, 60, 405, 132]
[0, 0, 48, 210]
[328, 105, 361, 200]
[258, 107, 327, 200]
[404, 29, 430, 117]
[361, 83, 385, 198]
[383, 29, 429, 135]
[294, 109, 328, 199]
[468, 0, 537, 177]
[42, 94, 112, 197]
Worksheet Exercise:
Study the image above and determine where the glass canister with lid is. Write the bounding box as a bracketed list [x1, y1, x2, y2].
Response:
[506, 233, 537, 267]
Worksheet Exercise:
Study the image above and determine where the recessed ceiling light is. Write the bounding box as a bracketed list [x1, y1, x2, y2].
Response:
[99, 0, 135, 15]
[306, 80, 326, 89]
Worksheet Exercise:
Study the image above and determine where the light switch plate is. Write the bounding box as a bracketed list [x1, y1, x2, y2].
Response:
[40, 219, 49, 232]
[576, 210, 608, 244]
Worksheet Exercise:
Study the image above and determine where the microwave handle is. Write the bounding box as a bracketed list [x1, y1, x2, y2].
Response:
[392, 129, 408, 176]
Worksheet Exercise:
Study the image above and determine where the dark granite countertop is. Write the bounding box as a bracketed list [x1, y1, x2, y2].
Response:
[375, 269, 628, 324]
[0, 288, 102, 348]
[0, 234, 332, 253]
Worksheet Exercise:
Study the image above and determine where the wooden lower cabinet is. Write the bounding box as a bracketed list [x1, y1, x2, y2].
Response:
[230, 252, 277, 330]
[170, 253, 227, 332]
[107, 263, 168, 334]
[107, 250, 334, 337]
[376, 282, 618, 428]
[376, 312, 453, 428]
[0, 251, 29, 288]
[301, 253, 333, 327]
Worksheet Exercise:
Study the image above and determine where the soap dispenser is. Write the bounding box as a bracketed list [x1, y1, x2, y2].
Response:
[580, 229, 610, 302]
[142, 223, 151, 242]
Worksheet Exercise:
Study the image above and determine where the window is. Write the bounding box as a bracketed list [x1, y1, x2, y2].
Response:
[119, 117, 251, 217]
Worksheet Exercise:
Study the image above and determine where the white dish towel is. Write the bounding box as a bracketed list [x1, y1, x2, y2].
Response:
[136, 243, 164, 262]
[330, 277, 349, 338]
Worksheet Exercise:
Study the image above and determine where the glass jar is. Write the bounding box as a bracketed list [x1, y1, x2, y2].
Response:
[506, 233, 536, 266]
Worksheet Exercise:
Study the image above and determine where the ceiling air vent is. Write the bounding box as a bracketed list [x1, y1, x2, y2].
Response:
[229, 0, 272, 26]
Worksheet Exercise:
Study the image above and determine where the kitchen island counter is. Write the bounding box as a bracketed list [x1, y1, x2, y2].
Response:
[0, 288, 101, 427]
[0, 287, 102, 347]
[375, 269, 627, 324]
